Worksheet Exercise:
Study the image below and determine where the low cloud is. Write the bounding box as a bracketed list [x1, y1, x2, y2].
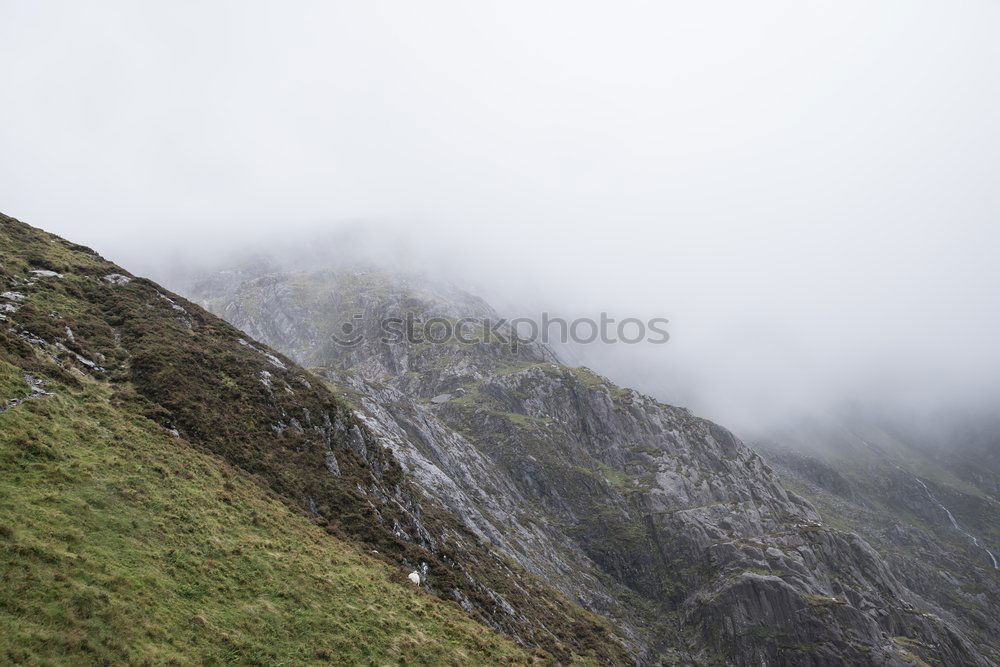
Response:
[2, 1, 999, 433]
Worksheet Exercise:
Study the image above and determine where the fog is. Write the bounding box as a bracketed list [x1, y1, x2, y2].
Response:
[2, 1, 999, 433]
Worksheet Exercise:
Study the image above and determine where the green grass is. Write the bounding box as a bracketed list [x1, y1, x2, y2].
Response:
[802, 593, 845, 607]
[596, 463, 656, 494]
[0, 366, 533, 665]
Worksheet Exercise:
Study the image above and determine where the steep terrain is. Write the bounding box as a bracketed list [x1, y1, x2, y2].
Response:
[191, 264, 995, 665]
[0, 359, 531, 664]
[753, 414, 1000, 663]
[0, 213, 627, 664]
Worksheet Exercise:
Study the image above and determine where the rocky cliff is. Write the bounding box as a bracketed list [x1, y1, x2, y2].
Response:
[753, 414, 1000, 664]
[191, 265, 994, 665]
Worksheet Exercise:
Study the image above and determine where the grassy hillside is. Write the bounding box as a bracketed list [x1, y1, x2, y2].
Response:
[0, 212, 625, 664]
[0, 360, 532, 664]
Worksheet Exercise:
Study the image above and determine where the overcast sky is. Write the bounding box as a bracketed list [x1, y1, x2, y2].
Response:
[2, 1, 999, 430]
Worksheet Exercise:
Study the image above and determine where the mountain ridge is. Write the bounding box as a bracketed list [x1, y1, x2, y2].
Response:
[191, 261, 995, 665]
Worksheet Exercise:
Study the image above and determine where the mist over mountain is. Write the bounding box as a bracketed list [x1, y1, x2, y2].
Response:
[4, 2, 1000, 436]
[2, 2, 999, 664]
[137, 219, 1000, 440]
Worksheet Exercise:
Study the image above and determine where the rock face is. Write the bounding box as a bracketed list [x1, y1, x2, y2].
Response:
[753, 414, 1000, 664]
[191, 266, 995, 665]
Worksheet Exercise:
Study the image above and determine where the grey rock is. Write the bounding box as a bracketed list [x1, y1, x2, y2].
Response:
[325, 451, 341, 475]
[189, 264, 992, 666]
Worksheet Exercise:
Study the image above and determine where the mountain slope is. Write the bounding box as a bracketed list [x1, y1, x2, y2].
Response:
[0, 360, 530, 664]
[0, 212, 627, 664]
[754, 414, 1000, 663]
[191, 265, 995, 665]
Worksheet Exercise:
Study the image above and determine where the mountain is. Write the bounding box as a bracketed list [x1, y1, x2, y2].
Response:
[4, 209, 996, 664]
[753, 411, 1000, 662]
[0, 213, 628, 664]
[189, 263, 996, 665]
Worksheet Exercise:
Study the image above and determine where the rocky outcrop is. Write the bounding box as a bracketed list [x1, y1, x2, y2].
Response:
[191, 265, 995, 665]
[754, 417, 1000, 664]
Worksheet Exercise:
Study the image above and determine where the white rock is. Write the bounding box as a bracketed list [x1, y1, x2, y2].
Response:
[102, 274, 131, 285]
[263, 351, 287, 370]
[29, 269, 62, 278]
[259, 370, 273, 388]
